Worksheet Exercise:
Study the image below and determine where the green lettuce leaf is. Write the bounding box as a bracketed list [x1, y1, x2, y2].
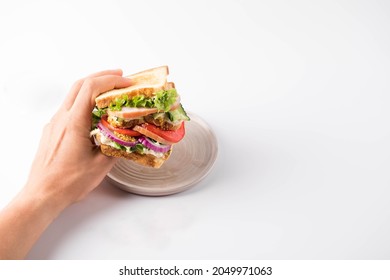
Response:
[108, 89, 178, 112]
[154, 89, 178, 112]
[91, 107, 107, 128]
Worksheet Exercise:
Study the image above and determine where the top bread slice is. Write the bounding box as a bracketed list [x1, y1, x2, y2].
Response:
[95, 66, 169, 109]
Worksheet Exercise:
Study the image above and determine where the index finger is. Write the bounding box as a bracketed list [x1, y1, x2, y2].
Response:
[71, 74, 132, 121]
[61, 69, 124, 112]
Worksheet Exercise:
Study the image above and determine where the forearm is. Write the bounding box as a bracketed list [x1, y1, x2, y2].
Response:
[0, 186, 66, 259]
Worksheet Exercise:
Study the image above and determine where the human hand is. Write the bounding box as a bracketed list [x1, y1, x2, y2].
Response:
[0, 69, 133, 259]
[25, 69, 132, 211]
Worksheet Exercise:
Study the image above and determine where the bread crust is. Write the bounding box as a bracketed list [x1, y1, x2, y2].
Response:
[100, 144, 172, 168]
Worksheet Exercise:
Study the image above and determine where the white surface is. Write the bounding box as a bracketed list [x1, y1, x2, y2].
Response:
[0, 0, 390, 259]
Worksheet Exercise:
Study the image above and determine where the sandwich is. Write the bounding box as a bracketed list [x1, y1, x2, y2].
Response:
[90, 66, 190, 168]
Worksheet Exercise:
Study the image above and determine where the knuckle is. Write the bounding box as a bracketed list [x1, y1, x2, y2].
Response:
[82, 78, 96, 91]
[72, 78, 84, 90]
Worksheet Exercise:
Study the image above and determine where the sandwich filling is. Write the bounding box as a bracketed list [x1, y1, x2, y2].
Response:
[91, 88, 189, 158]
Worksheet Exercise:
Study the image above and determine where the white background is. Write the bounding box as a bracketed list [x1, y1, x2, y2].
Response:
[0, 0, 390, 259]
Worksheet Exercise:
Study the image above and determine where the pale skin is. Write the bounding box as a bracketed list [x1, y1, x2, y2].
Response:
[0, 69, 132, 259]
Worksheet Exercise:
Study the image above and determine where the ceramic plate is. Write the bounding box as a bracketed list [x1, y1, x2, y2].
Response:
[107, 113, 218, 196]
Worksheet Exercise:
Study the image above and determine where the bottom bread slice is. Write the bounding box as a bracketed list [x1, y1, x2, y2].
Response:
[100, 144, 172, 168]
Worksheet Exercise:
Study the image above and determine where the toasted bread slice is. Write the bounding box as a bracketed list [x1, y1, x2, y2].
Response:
[166, 81, 175, 90]
[100, 144, 172, 168]
[95, 66, 169, 109]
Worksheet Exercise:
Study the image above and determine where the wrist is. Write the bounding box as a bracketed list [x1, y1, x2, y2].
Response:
[0, 185, 68, 259]
[20, 180, 70, 220]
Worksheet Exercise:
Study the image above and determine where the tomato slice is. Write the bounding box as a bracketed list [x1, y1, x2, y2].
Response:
[133, 122, 185, 145]
[101, 115, 141, 137]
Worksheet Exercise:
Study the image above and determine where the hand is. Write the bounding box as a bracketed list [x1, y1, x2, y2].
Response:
[0, 69, 132, 259]
[26, 69, 132, 209]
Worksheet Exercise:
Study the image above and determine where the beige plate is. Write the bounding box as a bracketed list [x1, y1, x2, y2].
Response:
[106, 113, 218, 196]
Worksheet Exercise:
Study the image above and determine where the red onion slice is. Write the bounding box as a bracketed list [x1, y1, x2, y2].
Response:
[97, 122, 137, 147]
[138, 136, 171, 153]
[97, 121, 171, 153]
